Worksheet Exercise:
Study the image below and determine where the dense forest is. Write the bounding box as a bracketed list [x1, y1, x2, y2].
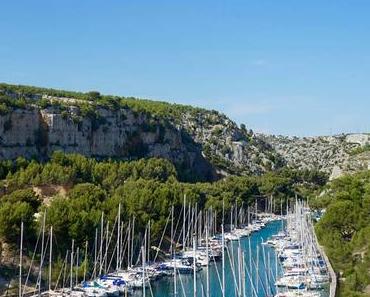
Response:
[312, 171, 370, 296]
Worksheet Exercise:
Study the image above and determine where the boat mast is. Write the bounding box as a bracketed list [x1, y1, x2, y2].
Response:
[195, 203, 198, 247]
[130, 217, 135, 268]
[275, 248, 278, 294]
[38, 212, 45, 297]
[120, 223, 124, 269]
[261, 240, 269, 295]
[222, 223, 225, 297]
[238, 239, 242, 297]
[267, 250, 271, 295]
[193, 236, 197, 297]
[127, 219, 131, 269]
[75, 247, 79, 285]
[206, 212, 210, 297]
[105, 221, 109, 273]
[147, 220, 151, 264]
[174, 247, 177, 297]
[62, 250, 68, 294]
[48, 226, 53, 292]
[214, 208, 217, 236]
[19, 221, 23, 297]
[70, 239, 74, 293]
[222, 198, 225, 297]
[230, 205, 233, 233]
[142, 245, 146, 296]
[241, 250, 246, 297]
[94, 228, 97, 279]
[183, 194, 186, 253]
[172, 205, 177, 297]
[256, 245, 259, 295]
[171, 205, 174, 256]
[117, 204, 121, 271]
[198, 210, 202, 247]
[248, 236, 252, 275]
[255, 198, 258, 220]
[99, 212, 104, 276]
[83, 240, 88, 282]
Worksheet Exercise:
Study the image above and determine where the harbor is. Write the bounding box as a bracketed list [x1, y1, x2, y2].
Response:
[17, 201, 332, 297]
[138, 218, 283, 297]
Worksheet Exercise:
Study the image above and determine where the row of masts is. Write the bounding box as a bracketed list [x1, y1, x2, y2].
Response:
[17, 194, 287, 297]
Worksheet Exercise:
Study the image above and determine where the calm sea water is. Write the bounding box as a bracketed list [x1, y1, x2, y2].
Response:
[134, 220, 284, 297]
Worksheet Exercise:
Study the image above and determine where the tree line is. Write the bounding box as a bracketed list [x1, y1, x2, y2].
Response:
[313, 170, 370, 296]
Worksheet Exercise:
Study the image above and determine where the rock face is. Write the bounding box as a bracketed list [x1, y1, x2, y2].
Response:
[345, 134, 370, 146]
[329, 151, 370, 180]
[0, 98, 281, 180]
[0, 108, 40, 158]
[0, 84, 368, 180]
[263, 133, 370, 179]
[178, 111, 280, 175]
[0, 105, 216, 180]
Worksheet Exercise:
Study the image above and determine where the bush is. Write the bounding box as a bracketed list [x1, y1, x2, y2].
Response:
[315, 170, 370, 293]
[0, 201, 35, 243]
[0, 103, 10, 114]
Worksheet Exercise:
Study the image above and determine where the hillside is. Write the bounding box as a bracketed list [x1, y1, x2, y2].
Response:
[0, 83, 282, 180]
[313, 170, 370, 296]
[1, 83, 369, 181]
[263, 134, 370, 179]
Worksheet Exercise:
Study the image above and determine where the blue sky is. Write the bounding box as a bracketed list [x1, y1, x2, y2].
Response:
[0, 1, 369, 136]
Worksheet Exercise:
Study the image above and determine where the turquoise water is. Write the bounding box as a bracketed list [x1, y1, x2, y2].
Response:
[134, 220, 284, 297]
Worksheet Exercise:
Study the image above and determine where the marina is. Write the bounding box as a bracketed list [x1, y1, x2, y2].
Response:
[18, 201, 331, 297]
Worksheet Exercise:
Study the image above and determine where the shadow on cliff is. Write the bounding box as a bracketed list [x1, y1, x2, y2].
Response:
[175, 128, 218, 182]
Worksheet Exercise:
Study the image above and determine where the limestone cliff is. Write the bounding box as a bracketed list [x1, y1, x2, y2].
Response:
[0, 84, 282, 180]
[262, 133, 370, 179]
[0, 105, 217, 181]
[1, 83, 367, 180]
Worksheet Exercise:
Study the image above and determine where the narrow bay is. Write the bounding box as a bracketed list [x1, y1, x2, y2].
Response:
[133, 220, 283, 297]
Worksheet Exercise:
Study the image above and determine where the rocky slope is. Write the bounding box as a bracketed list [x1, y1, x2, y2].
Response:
[0, 84, 281, 180]
[262, 133, 370, 179]
[0, 83, 368, 180]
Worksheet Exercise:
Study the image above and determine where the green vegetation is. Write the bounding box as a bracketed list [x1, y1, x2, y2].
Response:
[0, 152, 324, 256]
[350, 144, 370, 156]
[0, 189, 40, 242]
[0, 83, 207, 123]
[0, 93, 27, 114]
[312, 170, 370, 296]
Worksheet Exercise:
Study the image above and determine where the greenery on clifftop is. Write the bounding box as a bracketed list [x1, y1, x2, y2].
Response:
[312, 170, 370, 296]
[0, 83, 208, 122]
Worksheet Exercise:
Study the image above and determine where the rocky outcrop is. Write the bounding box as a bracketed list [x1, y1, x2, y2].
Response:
[0, 105, 217, 181]
[345, 134, 370, 146]
[0, 108, 40, 158]
[0, 84, 286, 179]
[178, 111, 281, 175]
[0, 84, 367, 180]
[0, 100, 282, 180]
[263, 133, 370, 179]
[329, 151, 370, 180]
